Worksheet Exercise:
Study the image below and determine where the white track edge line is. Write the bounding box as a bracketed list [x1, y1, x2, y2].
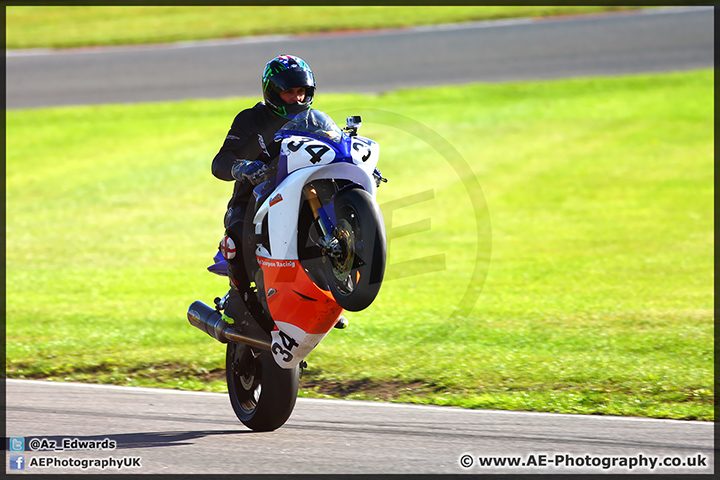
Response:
[5, 379, 711, 425]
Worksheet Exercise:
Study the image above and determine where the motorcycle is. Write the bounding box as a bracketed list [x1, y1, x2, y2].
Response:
[187, 110, 387, 431]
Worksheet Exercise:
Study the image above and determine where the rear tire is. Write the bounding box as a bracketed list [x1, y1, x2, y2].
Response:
[226, 342, 299, 432]
[324, 188, 386, 312]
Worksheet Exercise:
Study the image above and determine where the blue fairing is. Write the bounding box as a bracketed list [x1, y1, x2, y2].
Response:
[208, 250, 229, 276]
[273, 110, 353, 183]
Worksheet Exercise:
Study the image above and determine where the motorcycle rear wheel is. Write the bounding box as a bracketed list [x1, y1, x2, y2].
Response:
[324, 188, 386, 312]
[226, 341, 299, 432]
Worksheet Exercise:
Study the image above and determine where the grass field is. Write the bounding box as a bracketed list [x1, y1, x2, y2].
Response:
[5, 69, 714, 420]
[5, 5, 652, 49]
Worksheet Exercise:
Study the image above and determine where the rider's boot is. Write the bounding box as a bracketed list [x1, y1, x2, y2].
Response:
[226, 261, 275, 335]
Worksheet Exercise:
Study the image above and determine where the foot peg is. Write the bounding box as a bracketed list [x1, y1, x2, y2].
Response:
[334, 316, 348, 329]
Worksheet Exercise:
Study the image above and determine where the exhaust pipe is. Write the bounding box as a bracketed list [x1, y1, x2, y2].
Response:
[187, 300, 271, 351]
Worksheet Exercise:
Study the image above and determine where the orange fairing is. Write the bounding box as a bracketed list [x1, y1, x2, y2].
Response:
[257, 256, 343, 334]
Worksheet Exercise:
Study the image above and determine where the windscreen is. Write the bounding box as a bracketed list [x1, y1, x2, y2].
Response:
[277, 109, 346, 146]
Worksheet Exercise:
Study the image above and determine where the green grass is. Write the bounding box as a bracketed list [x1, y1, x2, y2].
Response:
[6, 6, 652, 49]
[5, 69, 714, 420]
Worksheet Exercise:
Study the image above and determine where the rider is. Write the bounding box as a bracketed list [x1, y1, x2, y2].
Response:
[211, 55, 318, 322]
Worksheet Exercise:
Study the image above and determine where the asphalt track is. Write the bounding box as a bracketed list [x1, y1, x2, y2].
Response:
[4, 380, 714, 474]
[5, 6, 714, 109]
[5, 7, 716, 475]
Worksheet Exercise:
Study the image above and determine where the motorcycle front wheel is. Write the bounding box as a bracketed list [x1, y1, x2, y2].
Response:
[226, 341, 299, 432]
[324, 188, 386, 312]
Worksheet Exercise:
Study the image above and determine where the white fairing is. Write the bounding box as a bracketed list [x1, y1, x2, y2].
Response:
[350, 135, 380, 171]
[271, 321, 330, 369]
[285, 137, 338, 173]
[254, 135, 379, 261]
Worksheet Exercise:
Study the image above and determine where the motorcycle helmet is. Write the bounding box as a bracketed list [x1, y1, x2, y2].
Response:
[262, 55, 316, 119]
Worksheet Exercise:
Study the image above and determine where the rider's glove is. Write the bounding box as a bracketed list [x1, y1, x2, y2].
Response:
[231, 160, 268, 185]
[373, 168, 387, 188]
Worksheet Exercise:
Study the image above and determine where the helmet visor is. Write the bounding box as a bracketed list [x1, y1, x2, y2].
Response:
[272, 69, 315, 92]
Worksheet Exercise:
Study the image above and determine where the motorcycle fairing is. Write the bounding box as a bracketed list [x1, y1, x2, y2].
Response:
[271, 321, 329, 370]
[283, 136, 339, 176]
[208, 250, 229, 276]
[258, 255, 343, 368]
[248, 111, 381, 368]
[253, 162, 375, 261]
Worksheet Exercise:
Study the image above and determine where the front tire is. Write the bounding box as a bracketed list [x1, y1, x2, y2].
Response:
[226, 342, 299, 432]
[324, 188, 386, 312]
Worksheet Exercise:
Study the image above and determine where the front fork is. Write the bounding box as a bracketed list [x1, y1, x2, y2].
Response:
[303, 184, 341, 258]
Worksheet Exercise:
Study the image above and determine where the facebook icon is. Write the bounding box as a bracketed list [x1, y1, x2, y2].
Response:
[10, 455, 25, 470]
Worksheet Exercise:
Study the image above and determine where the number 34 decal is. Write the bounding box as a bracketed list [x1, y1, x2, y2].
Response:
[288, 140, 331, 165]
[272, 330, 299, 362]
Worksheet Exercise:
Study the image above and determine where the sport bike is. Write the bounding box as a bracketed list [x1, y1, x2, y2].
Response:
[187, 110, 386, 431]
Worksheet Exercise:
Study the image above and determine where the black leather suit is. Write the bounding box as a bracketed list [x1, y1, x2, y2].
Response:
[211, 101, 288, 291]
